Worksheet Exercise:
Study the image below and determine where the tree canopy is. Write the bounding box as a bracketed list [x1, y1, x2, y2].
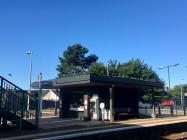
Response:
[170, 84, 187, 104]
[89, 62, 106, 76]
[89, 58, 161, 82]
[118, 58, 161, 82]
[56, 44, 98, 77]
[88, 58, 163, 104]
[56, 44, 162, 84]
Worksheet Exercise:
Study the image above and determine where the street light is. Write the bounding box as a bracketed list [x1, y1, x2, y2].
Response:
[27, 50, 33, 111]
[158, 63, 179, 90]
[106, 64, 109, 76]
[159, 63, 179, 116]
[38, 73, 43, 117]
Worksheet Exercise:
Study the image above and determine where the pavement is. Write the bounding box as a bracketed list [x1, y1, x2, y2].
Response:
[1, 116, 187, 140]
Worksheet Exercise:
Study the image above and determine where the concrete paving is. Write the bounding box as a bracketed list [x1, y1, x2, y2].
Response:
[1, 116, 187, 140]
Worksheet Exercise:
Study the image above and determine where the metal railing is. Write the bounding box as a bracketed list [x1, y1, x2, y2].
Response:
[0, 76, 37, 128]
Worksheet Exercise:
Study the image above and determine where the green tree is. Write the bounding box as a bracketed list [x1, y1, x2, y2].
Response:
[171, 84, 187, 96]
[140, 89, 163, 104]
[89, 62, 105, 76]
[118, 58, 163, 103]
[119, 58, 161, 82]
[171, 84, 187, 105]
[108, 60, 120, 77]
[57, 44, 98, 77]
[171, 85, 181, 99]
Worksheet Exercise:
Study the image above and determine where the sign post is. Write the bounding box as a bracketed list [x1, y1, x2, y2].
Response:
[38, 73, 43, 117]
[100, 103, 105, 121]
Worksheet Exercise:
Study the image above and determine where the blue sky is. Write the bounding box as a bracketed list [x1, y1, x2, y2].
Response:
[0, 0, 187, 89]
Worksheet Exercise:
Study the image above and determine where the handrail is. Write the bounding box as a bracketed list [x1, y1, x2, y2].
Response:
[0, 76, 30, 96]
[0, 76, 37, 128]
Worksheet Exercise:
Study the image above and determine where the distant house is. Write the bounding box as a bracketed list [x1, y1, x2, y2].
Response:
[43, 89, 59, 101]
[29, 89, 59, 109]
[42, 90, 59, 109]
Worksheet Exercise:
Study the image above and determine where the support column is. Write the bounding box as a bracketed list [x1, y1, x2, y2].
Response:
[110, 86, 114, 123]
[151, 89, 156, 119]
[84, 95, 91, 121]
[59, 90, 63, 118]
[60, 90, 70, 118]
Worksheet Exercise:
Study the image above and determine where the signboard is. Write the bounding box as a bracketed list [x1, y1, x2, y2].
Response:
[100, 103, 105, 109]
[161, 99, 174, 106]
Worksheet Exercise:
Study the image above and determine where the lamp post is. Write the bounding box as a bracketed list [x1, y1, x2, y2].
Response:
[27, 50, 32, 111]
[38, 73, 43, 117]
[106, 64, 109, 76]
[159, 63, 179, 116]
[159, 63, 179, 91]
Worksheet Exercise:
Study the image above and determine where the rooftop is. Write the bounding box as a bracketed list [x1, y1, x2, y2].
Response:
[32, 74, 163, 89]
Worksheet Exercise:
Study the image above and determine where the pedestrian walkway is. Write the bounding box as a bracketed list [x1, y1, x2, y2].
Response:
[1, 116, 187, 140]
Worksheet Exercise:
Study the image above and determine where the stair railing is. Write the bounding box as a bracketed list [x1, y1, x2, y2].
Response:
[0, 76, 37, 127]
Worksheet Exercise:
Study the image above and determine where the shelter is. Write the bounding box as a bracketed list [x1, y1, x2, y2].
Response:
[32, 74, 163, 122]
[53, 74, 163, 122]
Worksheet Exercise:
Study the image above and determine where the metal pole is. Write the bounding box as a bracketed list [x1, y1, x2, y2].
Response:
[167, 66, 173, 115]
[38, 73, 43, 117]
[159, 64, 179, 91]
[27, 51, 32, 111]
[110, 86, 114, 123]
[106, 64, 109, 76]
[167, 66, 171, 90]
[55, 94, 57, 116]
[159, 64, 179, 116]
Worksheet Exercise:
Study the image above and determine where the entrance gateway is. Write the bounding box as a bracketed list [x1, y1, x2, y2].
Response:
[32, 74, 163, 122]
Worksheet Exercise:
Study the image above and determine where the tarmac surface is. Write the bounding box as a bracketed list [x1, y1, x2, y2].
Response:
[1, 116, 187, 140]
